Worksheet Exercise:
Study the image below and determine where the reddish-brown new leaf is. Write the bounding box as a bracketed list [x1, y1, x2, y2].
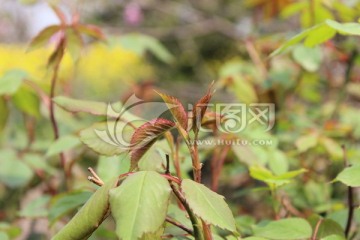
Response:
[192, 84, 215, 132]
[76, 24, 106, 40]
[130, 118, 175, 170]
[50, 4, 67, 24]
[156, 91, 188, 130]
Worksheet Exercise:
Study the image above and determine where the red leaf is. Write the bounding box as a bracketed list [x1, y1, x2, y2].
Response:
[27, 25, 61, 52]
[76, 24, 106, 40]
[156, 91, 188, 130]
[50, 4, 67, 24]
[192, 83, 215, 132]
[130, 118, 175, 170]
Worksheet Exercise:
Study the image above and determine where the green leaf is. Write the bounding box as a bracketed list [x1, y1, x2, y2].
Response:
[181, 179, 236, 232]
[79, 121, 135, 156]
[138, 140, 170, 172]
[54, 96, 141, 122]
[116, 34, 174, 63]
[270, 24, 322, 57]
[292, 45, 322, 72]
[46, 135, 81, 157]
[268, 149, 289, 175]
[319, 137, 343, 160]
[0, 70, 27, 96]
[253, 218, 312, 239]
[231, 76, 258, 104]
[130, 119, 175, 170]
[52, 178, 119, 240]
[303, 24, 336, 47]
[0, 149, 33, 188]
[308, 215, 345, 239]
[0, 97, 8, 134]
[23, 153, 56, 175]
[242, 237, 267, 240]
[0, 223, 21, 239]
[49, 191, 92, 225]
[295, 133, 318, 153]
[280, 2, 307, 18]
[12, 87, 41, 118]
[0, 232, 9, 240]
[271, 20, 360, 57]
[96, 154, 130, 183]
[335, 165, 360, 187]
[321, 235, 346, 240]
[326, 19, 360, 36]
[54, 96, 116, 117]
[250, 166, 306, 189]
[109, 171, 171, 240]
[27, 25, 60, 51]
[19, 195, 50, 218]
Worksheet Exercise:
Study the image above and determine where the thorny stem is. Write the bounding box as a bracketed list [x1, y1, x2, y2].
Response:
[343, 145, 354, 238]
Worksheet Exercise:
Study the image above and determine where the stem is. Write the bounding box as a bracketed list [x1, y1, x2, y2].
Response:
[191, 131, 211, 239]
[211, 145, 230, 191]
[343, 145, 354, 237]
[166, 216, 193, 235]
[174, 136, 182, 178]
[165, 154, 170, 175]
[49, 44, 67, 174]
[345, 186, 354, 238]
[169, 182, 204, 240]
[192, 130, 202, 183]
[311, 218, 323, 240]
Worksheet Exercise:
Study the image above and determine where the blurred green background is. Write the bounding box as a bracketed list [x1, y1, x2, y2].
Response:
[1, 0, 360, 239]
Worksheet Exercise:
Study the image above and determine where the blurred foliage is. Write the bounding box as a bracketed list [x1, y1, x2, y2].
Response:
[1, 0, 360, 239]
[0, 43, 153, 97]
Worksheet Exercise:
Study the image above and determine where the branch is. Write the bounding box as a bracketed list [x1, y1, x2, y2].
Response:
[87, 167, 104, 186]
[166, 216, 193, 235]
